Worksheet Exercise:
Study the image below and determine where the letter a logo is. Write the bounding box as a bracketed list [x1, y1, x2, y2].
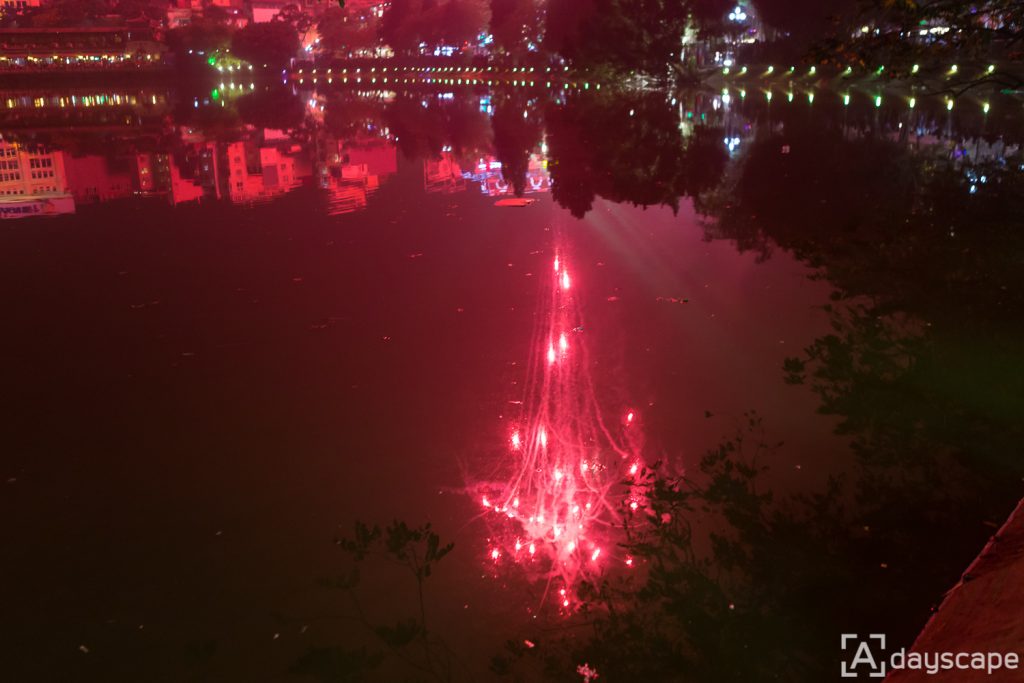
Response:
[841, 634, 887, 678]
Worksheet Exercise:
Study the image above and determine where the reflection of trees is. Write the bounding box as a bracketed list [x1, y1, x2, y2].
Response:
[230, 21, 300, 69]
[236, 86, 306, 131]
[489, 417, 873, 681]
[323, 93, 387, 140]
[690, 123, 1024, 673]
[707, 124, 1024, 330]
[494, 381, 1020, 682]
[491, 93, 542, 196]
[489, 0, 541, 55]
[316, 6, 378, 57]
[492, 119, 1024, 682]
[817, 0, 1024, 94]
[381, 0, 490, 54]
[545, 0, 729, 78]
[545, 93, 728, 217]
[167, 19, 232, 55]
[382, 94, 492, 161]
[173, 99, 244, 142]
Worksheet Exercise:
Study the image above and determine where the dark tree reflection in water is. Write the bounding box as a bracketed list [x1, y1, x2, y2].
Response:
[546, 92, 728, 217]
[491, 92, 542, 197]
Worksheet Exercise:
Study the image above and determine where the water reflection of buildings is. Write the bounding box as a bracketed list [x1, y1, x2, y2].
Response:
[1, 87, 170, 132]
[0, 140, 75, 218]
[226, 141, 311, 204]
[457, 153, 551, 196]
[0, 27, 166, 71]
[63, 150, 208, 205]
[319, 139, 397, 215]
[423, 152, 465, 194]
[1, 133, 396, 214]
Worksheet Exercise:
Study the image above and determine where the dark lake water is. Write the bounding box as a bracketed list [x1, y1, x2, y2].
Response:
[2, 79, 1022, 681]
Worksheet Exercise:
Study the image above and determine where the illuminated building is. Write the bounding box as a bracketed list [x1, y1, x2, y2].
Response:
[0, 27, 166, 70]
[319, 140, 396, 215]
[135, 154, 169, 194]
[65, 156, 134, 204]
[251, 0, 293, 23]
[346, 141, 396, 177]
[226, 142, 311, 203]
[1, 89, 169, 133]
[129, 153, 206, 204]
[0, 140, 74, 218]
[0, 0, 42, 12]
[463, 153, 551, 196]
[0, 140, 68, 196]
[424, 152, 465, 194]
[166, 5, 193, 29]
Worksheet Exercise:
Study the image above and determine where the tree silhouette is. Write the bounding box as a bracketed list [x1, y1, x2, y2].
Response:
[230, 20, 300, 69]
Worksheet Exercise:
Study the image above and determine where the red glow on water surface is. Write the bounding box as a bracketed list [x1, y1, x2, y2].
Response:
[473, 238, 646, 607]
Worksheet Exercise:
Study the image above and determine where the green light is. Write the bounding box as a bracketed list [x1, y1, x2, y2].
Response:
[843, 93, 850, 106]
[911, 64, 919, 74]
[210, 88, 219, 100]
[874, 95, 882, 108]
[207, 56, 216, 66]
[909, 97, 916, 109]
[843, 66, 852, 75]
[983, 102, 990, 114]
[950, 64, 958, 74]
[987, 64, 996, 73]
[739, 89, 746, 98]
[766, 65, 774, 74]
[788, 66, 795, 73]
[877, 65, 885, 74]
[807, 92, 814, 104]
[723, 67, 730, 75]
[946, 98, 954, 111]
[766, 91, 772, 102]
[787, 91, 794, 102]
[739, 66, 747, 74]
[809, 66, 816, 75]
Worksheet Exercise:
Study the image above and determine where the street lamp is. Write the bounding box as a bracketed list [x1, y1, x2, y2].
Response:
[728, 5, 748, 21]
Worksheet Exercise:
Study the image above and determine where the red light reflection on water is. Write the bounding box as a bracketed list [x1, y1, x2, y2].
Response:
[474, 240, 645, 610]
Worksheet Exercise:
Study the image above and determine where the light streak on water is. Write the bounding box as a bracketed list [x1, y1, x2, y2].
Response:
[473, 239, 646, 610]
